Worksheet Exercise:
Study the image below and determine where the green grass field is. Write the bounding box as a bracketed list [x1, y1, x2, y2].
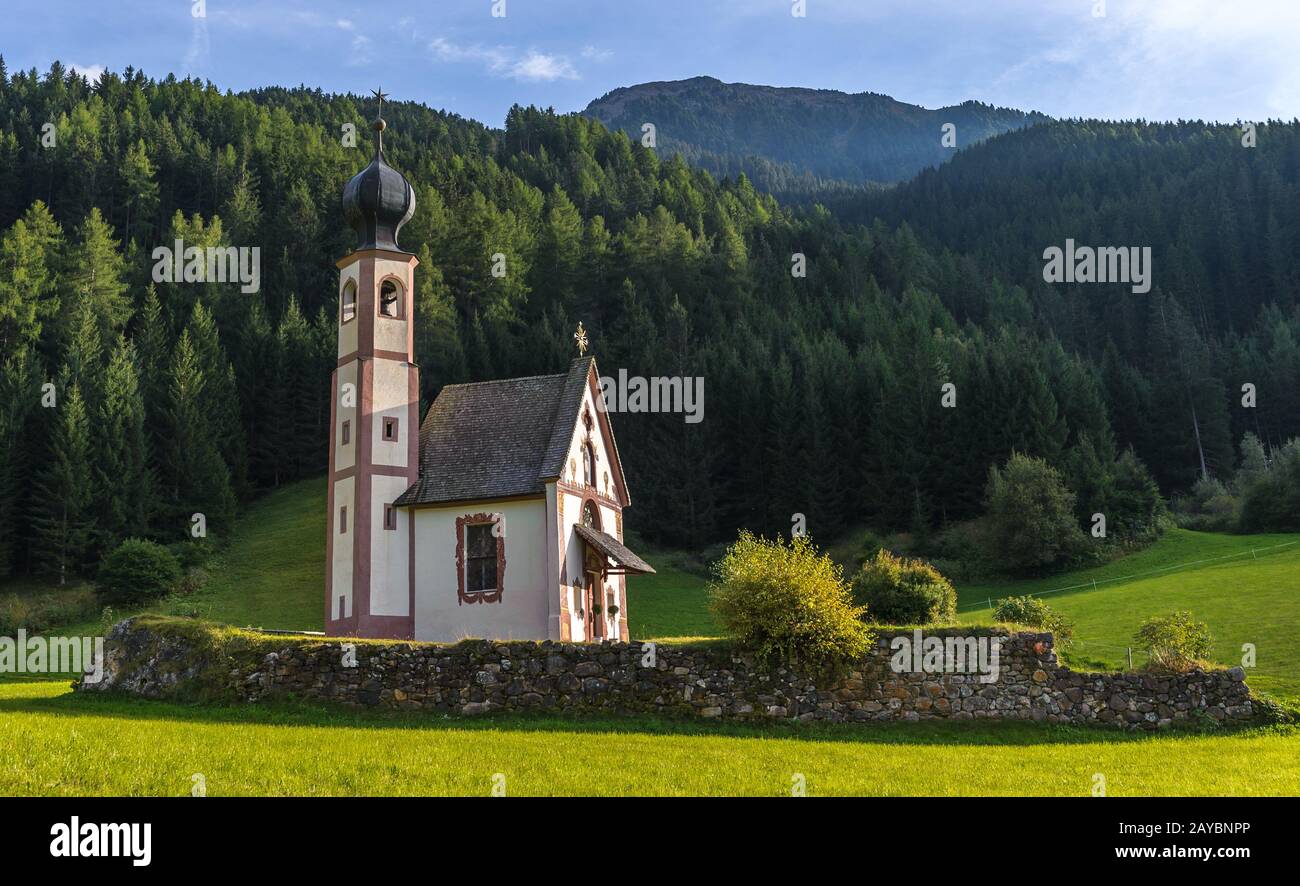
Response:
[3, 679, 1297, 796]
[3, 479, 1299, 796]
[953, 530, 1300, 700]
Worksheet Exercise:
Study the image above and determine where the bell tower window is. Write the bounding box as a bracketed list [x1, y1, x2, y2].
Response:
[379, 278, 403, 319]
[341, 279, 357, 323]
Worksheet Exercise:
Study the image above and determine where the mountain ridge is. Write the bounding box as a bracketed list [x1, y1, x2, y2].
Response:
[582, 75, 1047, 191]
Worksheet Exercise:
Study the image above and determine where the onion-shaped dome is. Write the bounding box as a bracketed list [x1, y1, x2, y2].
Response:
[341, 116, 416, 253]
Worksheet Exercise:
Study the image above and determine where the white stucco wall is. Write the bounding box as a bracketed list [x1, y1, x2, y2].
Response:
[559, 490, 623, 642]
[559, 382, 620, 500]
[412, 499, 550, 642]
[554, 379, 626, 641]
[370, 475, 411, 617]
[334, 361, 357, 473]
[330, 476, 355, 620]
[370, 358, 411, 469]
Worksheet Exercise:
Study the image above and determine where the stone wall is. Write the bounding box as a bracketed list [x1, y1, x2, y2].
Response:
[79, 618, 1256, 730]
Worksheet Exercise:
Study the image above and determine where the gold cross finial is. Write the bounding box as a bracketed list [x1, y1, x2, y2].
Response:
[574, 321, 589, 356]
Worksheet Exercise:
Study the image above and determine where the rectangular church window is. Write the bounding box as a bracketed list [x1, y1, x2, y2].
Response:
[383, 417, 398, 441]
[341, 420, 350, 445]
[465, 523, 497, 592]
[384, 504, 397, 531]
[339, 506, 347, 534]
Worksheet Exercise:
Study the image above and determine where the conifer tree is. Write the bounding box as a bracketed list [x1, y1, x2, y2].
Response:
[96, 336, 154, 550]
[0, 351, 39, 577]
[186, 300, 248, 496]
[62, 298, 104, 412]
[119, 138, 159, 246]
[414, 245, 468, 403]
[64, 207, 130, 346]
[0, 205, 59, 352]
[31, 378, 94, 584]
[160, 330, 235, 538]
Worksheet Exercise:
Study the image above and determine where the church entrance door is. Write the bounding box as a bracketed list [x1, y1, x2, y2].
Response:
[585, 569, 604, 640]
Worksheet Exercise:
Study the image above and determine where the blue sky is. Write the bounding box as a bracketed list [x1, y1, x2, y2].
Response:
[6, 0, 1297, 126]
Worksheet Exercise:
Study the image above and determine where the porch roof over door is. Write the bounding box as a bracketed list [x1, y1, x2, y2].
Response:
[574, 525, 657, 575]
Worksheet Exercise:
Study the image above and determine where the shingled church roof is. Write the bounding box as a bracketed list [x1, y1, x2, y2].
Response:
[394, 357, 619, 507]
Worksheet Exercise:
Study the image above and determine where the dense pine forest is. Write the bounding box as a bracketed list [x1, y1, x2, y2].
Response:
[0, 60, 1297, 584]
[840, 119, 1300, 492]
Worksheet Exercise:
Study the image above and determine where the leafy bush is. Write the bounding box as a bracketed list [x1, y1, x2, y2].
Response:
[992, 595, 1074, 646]
[984, 452, 1086, 575]
[167, 537, 217, 571]
[1105, 450, 1169, 542]
[96, 538, 182, 606]
[1239, 438, 1300, 532]
[924, 522, 990, 581]
[1172, 476, 1239, 532]
[710, 532, 871, 668]
[0, 587, 99, 636]
[1134, 611, 1213, 673]
[850, 549, 956, 625]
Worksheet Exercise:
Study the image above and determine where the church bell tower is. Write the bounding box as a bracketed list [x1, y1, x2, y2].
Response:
[326, 90, 420, 639]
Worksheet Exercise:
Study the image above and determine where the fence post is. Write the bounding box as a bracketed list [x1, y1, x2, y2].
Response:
[1092, 579, 1097, 592]
[1127, 647, 1133, 670]
[1252, 548, 1257, 559]
[987, 597, 992, 612]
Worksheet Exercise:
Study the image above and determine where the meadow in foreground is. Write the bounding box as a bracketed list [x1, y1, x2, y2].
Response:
[2, 680, 1297, 797]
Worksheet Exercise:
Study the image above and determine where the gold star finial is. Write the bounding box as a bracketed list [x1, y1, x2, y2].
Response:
[370, 87, 389, 115]
[574, 321, 589, 356]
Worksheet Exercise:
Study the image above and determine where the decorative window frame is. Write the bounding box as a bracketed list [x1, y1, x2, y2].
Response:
[455, 512, 505, 605]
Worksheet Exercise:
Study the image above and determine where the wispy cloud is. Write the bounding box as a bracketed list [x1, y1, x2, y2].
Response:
[67, 62, 105, 84]
[429, 37, 578, 82]
[983, 0, 1300, 121]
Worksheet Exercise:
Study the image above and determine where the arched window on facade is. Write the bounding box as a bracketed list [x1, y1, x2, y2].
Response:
[379, 278, 402, 318]
[582, 500, 600, 530]
[341, 279, 357, 323]
[582, 441, 597, 487]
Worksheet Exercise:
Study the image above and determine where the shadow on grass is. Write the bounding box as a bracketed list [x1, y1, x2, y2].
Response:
[1, 680, 1277, 749]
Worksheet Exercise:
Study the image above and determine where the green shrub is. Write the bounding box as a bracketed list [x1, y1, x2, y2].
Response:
[0, 587, 99, 635]
[1105, 450, 1170, 543]
[984, 452, 1086, 575]
[925, 522, 989, 581]
[0, 596, 32, 637]
[96, 538, 182, 606]
[1173, 476, 1239, 532]
[167, 537, 217, 571]
[992, 595, 1075, 645]
[1239, 438, 1300, 532]
[1134, 611, 1213, 673]
[710, 532, 871, 668]
[850, 549, 956, 625]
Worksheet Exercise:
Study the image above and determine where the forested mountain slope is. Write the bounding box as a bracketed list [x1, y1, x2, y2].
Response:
[583, 76, 1045, 193]
[0, 61, 1294, 586]
[835, 119, 1300, 490]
